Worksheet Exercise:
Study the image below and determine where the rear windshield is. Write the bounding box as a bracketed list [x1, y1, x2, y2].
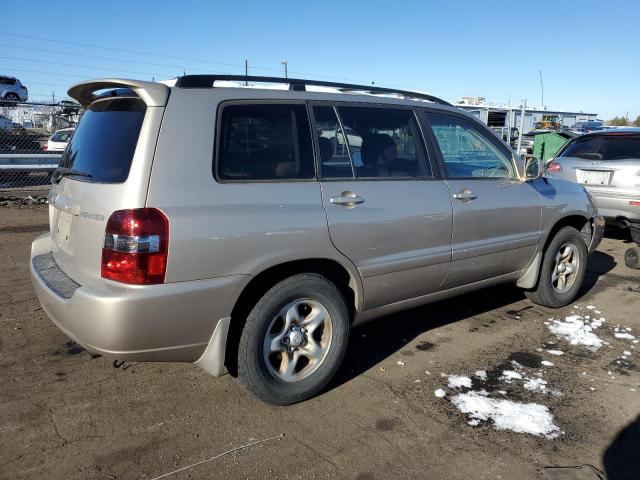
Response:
[59, 97, 146, 183]
[560, 135, 640, 160]
[51, 130, 73, 142]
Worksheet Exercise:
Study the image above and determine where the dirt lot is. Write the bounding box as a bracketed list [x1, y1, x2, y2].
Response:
[1, 206, 639, 480]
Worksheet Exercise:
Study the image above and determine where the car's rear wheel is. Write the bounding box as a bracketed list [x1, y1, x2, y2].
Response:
[4, 93, 19, 102]
[525, 226, 588, 308]
[237, 273, 350, 405]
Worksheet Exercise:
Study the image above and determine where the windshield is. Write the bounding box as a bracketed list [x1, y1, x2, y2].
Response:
[59, 97, 146, 183]
[560, 135, 640, 160]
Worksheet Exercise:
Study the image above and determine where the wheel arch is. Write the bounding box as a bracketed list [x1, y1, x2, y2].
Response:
[542, 214, 591, 253]
[224, 257, 362, 377]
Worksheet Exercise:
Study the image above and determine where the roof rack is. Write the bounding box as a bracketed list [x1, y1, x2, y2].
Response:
[174, 74, 451, 106]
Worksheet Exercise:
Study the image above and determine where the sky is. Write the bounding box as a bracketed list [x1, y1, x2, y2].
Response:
[1, 0, 639, 119]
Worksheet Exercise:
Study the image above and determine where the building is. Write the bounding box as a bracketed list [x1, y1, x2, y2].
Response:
[456, 104, 598, 133]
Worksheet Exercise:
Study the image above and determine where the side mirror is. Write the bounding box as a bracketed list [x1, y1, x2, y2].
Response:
[524, 156, 544, 181]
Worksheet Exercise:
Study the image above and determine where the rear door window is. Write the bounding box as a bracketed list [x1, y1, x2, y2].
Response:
[560, 135, 640, 160]
[216, 103, 315, 181]
[59, 97, 146, 183]
[334, 106, 430, 179]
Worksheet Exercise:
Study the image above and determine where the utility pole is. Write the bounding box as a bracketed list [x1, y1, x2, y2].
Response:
[539, 69, 544, 110]
[52, 91, 55, 103]
[244, 59, 248, 85]
[517, 99, 527, 155]
[281, 60, 288, 79]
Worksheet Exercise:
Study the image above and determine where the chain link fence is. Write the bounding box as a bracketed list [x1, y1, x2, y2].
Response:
[1, 101, 80, 205]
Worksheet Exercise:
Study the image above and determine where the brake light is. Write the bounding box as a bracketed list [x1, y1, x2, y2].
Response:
[101, 208, 169, 285]
[630, 201, 640, 207]
[547, 160, 562, 172]
[42, 144, 48, 151]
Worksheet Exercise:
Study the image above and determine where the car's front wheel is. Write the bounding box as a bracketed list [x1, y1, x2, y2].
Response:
[525, 226, 588, 308]
[237, 273, 350, 405]
[4, 93, 20, 102]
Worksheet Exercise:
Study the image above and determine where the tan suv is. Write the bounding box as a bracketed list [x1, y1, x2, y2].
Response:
[31, 76, 604, 405]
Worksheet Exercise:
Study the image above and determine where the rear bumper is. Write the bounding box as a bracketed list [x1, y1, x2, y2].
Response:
[588, 189, 640, 222]
[589, 216, 605, 254]
[30, 234, 247, 365]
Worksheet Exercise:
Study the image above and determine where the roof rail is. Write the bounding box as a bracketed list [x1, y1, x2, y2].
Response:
[174, 75, 451, 106]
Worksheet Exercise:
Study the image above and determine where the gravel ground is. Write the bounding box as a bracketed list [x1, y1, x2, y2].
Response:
[1, 206, 639, 480]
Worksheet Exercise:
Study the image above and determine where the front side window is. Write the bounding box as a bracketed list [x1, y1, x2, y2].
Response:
[217, 103, 315, 181]
[426, 113, 516, 179]
[336, 106, 430, 179]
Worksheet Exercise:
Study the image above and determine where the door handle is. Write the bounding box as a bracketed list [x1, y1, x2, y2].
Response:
[330, 191, 365, 207]
[452, 189, 477, 202]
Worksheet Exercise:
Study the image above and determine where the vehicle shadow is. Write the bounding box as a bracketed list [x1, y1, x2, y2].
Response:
[330, 283, 527, 389]
[580, 250, 617, 293]
[603, 415, 640, 480]
[330, 250, 616, 391]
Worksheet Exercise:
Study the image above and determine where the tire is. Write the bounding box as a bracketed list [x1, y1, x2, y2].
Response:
[237, 273, 350, 405]
[624, 246, 640, 269]
[4, 93, 19, 102]
[525, 226, 588, 308]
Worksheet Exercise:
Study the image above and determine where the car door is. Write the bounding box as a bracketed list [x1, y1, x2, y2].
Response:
[312, 103, 453, 309]
[423, 110, 541, 288]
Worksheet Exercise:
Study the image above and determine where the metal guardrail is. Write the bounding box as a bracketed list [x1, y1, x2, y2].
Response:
[0, 153, 60, 202]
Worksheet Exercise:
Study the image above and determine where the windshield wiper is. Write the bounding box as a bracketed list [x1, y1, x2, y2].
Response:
[52, 167, 93, 183]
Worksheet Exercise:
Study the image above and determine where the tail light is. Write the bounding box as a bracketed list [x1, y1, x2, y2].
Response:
[42, 145, 48, 151]
[547, 160, 562, 173]
[101, 208, 169, 285]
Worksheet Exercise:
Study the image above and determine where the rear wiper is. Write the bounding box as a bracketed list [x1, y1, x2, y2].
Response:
[52, 167, 93, 183]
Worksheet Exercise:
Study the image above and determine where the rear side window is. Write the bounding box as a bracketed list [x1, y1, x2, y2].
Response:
[59, 97, 146, 183]
[217, 103, 315, 181]
[560, 135, 640, 160]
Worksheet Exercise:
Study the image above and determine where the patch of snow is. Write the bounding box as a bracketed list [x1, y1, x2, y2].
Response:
[548, 315, 603, 350]
[498, 390, 507, 395]
[397, 360, 405, 367]
[450, 390, 561, 438]
[447, 375, 472, 389]
[624, 351, 631, 356]
[474, 370, 487, 380]
[546, 350, 564, 355]
[434, 389, 446, 398]
[541, 361, 554, 366]
[523, 378, 547, 391]
[501, 370, 523, 381]
[615, 333, 636, 340]
[414, 379, 422, 383]
[468, 419, 480, 426]
[586, 305, 596, 310]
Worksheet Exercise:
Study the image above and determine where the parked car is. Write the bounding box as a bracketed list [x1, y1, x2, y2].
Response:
[547, 128, 640, 226]
[31, 76, 603, 405]
[59, 99, 80, 114]
[570, 121, 604, 134]
[0, 75, 28, 102]
[45, 128, 74, 151]
[0, 115, 12, 132]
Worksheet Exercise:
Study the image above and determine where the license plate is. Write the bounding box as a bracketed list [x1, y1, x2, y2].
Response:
[56, 211, 73, 246]
[580, 170, 610, 185]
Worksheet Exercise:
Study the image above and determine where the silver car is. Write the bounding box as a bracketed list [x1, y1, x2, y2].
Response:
[30, 76, 603, 405]
[0, 75, 28, 102]
[547, 128, 640, 226]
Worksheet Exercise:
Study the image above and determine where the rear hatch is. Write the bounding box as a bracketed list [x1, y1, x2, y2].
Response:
[48, 79, 169, 285]
[555, 133, 640, 193]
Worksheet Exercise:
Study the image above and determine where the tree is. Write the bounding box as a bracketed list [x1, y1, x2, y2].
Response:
[633, 115, 640, 127]
[608, 116, 629, 126]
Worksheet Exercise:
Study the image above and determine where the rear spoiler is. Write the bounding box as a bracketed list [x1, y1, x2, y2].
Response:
[68, 78, 170, 108]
